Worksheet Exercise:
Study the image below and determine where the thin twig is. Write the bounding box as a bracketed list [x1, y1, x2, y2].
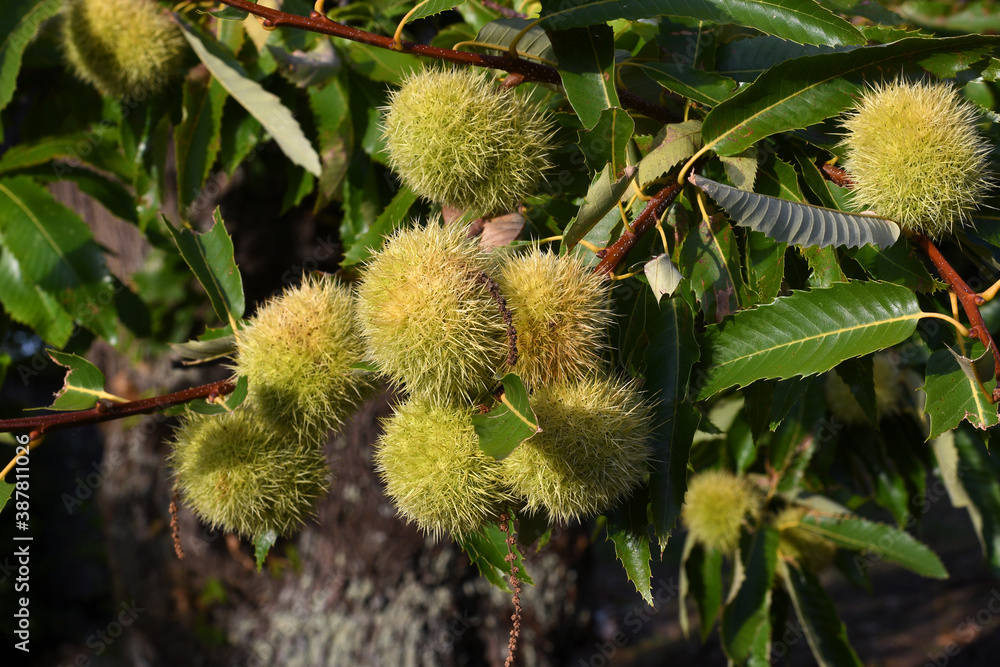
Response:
[476, 271, 518, 366]
[215, 0, 679, 124]
[171, 488, 185, 560]
[593, 183, 683, 276]
[0, 379, 236, 436]
[914, 234, 1000, 398]
[500, 512, 522, 667]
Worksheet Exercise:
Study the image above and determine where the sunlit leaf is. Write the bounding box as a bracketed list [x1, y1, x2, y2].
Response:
[163, 209, 246, 324]
[923, 341, 999, 439]
[696, 281, 921, 399]
[48, 351, 117, 410]
[473, 373, 539, 460]
[178, 19, 321, 176]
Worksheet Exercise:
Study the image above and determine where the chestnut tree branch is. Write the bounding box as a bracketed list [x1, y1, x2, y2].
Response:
[593, 182, 683, 276]
[214, 0, 679, 124]
[0, 379, 236, 437]
[914, 234, 1000, 397]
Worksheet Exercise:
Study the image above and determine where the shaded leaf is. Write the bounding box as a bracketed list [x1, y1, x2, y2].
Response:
[608, 488, 653, 605]
[696, 281, 921, 399]
[951, 426, 1000, 577]
[254, 529, 277, 573]
[176, 75, 227, 214]
[163, 209, 246, 324]
[340, 185, 419, 269]
[0, 480, 13, 514]
[801, 245, 847, 288]
[716, 35, 849, 82]
[548, 24, 619, 130]
[679, 212, 742, 323]
[923, 341, 999, 439]
[458, 523, 533, 592]
[0, 0, 62, 116]
[690, 174, 899, 249]
[0, 132, 135, 182]
[702, 34, 1000, 157]
[634, 62, 738, 106]
[642, 295, 700, 546]
[682, 538, 723, 642]
[636, 119, 702, 188]
[537, 0, 864, 46]
[178, 19, 321, 176]
[576, 107, 634, 176]
[476, 18, 556, 63]
[48, 351, 115, 410]
[722, 526, 779, 662]
[563, 163, 636, 250]
[473, 373, 539, 460]
[720, 145, 758, 192]
[850, 239, 941, 292]
[780, 561, 863, 667]
[797, 514, 948, 579]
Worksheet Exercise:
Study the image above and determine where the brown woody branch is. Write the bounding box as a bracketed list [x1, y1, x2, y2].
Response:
[593, 183, 683, 276]
[913, 234, 1000, 396]
[0, 379, 236, 437]
[214, 0, 678, 124]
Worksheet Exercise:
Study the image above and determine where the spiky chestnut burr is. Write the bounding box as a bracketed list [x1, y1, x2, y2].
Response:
[824, 353, 904, 426]
[169, 409, 330, 539]
[840, 78, 992, 239]
[681, 469, 762, 552]
[382, 67, 554, 214]
[496, 248, 611, 388]
[374, 399, 511, 537]
[499, 375, 654, 523]
[774, 506, 837, 574]
[235, 274, 378, 437]
[61, 0, 185, 99]
[356, 221, 508, 403]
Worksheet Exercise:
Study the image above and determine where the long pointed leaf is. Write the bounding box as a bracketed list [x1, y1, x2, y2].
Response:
[163, 209, 245, 324]
[537, 0, 863, 46]
[548, 24, 619, 130]
[690, 174, 899, 249]
[702, 34, 1000, 157]
[797, 514, 947, 579]
[780, 561, 863, 667]
[696, 281, 921, 399]
[178, 19, 321, 176]
[722, 526, 779, 662]
[0, 0, 62, 115]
